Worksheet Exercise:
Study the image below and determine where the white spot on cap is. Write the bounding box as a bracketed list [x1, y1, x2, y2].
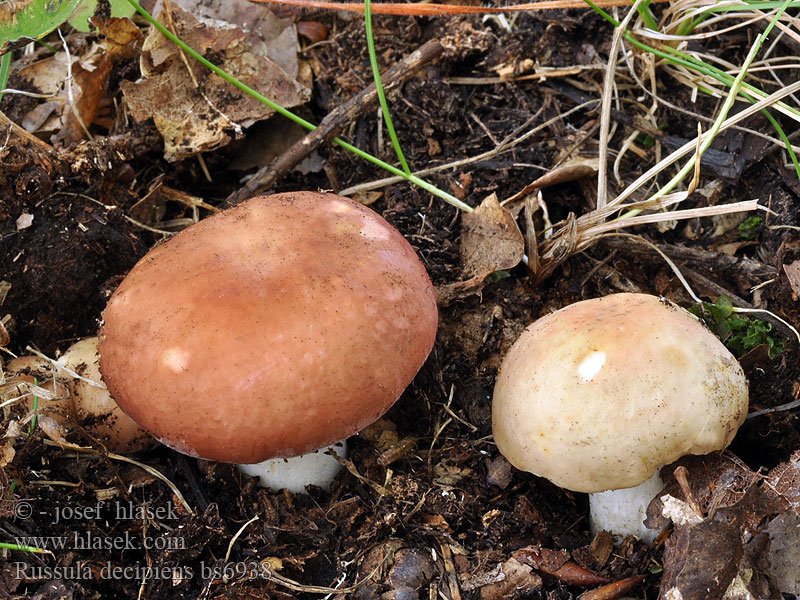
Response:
[578, 351, 606, 382]
[329, 199, 353, 214]
[162, 347, 190, 373]
[359, 219, 392, 241]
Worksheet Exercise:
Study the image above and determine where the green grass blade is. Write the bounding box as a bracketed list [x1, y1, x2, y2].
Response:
[0, 50, 10, 103]
[636, 0, 657, 31]
[364, 0, 411, 175]
[0, 542, 48, 553]
[613, 0, 792, 218]
[584, 0, 800, 177]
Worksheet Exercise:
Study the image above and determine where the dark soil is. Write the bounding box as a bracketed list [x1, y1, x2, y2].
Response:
[0, 4, 799, 600]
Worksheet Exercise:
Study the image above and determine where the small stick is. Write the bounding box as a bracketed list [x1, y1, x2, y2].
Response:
[225, 39, 444, 206]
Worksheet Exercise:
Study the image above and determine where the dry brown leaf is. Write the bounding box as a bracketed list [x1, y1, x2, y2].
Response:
[783, 260, 800, 299]
[504, 157, 599, 205]
[764, 449, 800, 515]
[461, 193, 524, 278]
[353, 540, 435, 600]
[646, 456, 786, 600]
[766, 511, 800, 594]
[16, 17, 142, 144]
[97, 16, 144, 60]
[579, 575, 647, 600]
[121, 2, 310, 161]
[436, 194, 523, 305]
[435, 274, 491, 306]
[433, 462, 473, 486]
[466, 558, 541, 600]
[513, 546, 606, 586]
[53, 55, 113, 145]
[485, 455, 512, 489]
[151, 0, 303, 78]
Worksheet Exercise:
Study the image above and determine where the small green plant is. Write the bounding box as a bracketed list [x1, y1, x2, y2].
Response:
[738, 216, 763, 240]
[486, 270, 511, 283]
[28, 383, 38, 435]
[690, 295, 785, 358]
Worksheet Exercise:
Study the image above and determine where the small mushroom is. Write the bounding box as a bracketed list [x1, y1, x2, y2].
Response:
[99, 192, 438, 491]
[492, 293, 748, 543]
[4, 339, 154, 452]
[57, 337, 155, 453]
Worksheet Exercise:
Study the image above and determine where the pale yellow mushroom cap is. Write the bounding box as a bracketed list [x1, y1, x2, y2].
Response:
[492, 293, 749, 494]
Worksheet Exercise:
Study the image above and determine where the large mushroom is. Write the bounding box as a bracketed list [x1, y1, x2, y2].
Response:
[492, 293, 749, 543]
[98, 192, 438, 491]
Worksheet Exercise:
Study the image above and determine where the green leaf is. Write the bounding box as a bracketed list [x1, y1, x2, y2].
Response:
[0, 0, 82, 52]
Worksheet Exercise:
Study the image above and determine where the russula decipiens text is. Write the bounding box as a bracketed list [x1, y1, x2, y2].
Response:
[99, 192, 438, 490]
[492, 293, 749, 543]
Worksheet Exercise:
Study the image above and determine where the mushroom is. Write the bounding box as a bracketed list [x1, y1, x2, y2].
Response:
[57, 337, 156, 453]
[98, 192, 438, 492]
[4, 338, 155, 452]
[492, 293, 748, 543]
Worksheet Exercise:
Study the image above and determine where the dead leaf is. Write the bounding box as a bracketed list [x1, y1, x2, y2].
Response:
[503, 157, 599, 205]
[586, 531, 615, 569]
[351, 191, 383, 206]
[646, 456, 787, 600]
[53, 54, 113, 145]
[783, 260, 800, 299]
[716, 241, 751, 256]
[764, 449, 800, 515]
[121, 2, 310, 161]
[152, 0, 303, 78]
[513, 546, 606, 586]
[353, 539, 435, 600]
[579, 575, 647, 600]
[433, 462, 473, 486]
[766, 511, 800, 594]
[296, 21, 329, 44]
[461, 193, 524, 278]
[421, 513, 451, 531]
[16, 17, 142, 144]
[435, 273, 491, 306]
[0, 443, 14, 467]
[485, 455, 512, 489]
[471, 558, 542, 600]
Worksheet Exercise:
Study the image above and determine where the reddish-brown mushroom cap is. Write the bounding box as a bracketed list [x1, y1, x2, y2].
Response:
[99, 192, 438, 464]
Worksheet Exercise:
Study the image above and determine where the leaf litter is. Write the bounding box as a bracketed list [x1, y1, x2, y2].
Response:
[121, 0, 310, 161]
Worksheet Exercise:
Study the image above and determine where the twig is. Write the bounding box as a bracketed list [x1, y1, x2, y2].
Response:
[44, 440, 194, 515]
[225, 39, 444, 205]
[339, 101, 594, 197]
[747, 399, 800, 419]
[224, 514, 259, 563]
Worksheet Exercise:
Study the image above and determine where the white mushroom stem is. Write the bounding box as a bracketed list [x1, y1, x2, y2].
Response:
[236, 440, 348, 494]
[588, 468, 664, 544]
